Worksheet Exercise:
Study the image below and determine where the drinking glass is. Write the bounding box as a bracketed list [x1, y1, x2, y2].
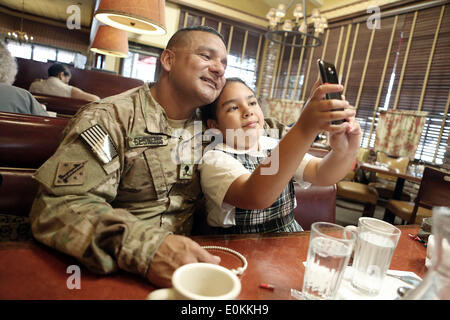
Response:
[302, 222, 356, 300]
[351, 217, 401, 295]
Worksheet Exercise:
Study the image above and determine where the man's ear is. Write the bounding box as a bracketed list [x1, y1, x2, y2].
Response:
[159, 49, 175, 72]
[207, 119, 218, 129]
[57, 72, 65, 80]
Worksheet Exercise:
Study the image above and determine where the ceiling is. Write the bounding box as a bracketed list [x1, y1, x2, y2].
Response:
[0, 0, 323, 29]
[0, 0, 96, 28]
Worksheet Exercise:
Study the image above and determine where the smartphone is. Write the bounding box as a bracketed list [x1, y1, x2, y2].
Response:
[317, 59, 345, 124]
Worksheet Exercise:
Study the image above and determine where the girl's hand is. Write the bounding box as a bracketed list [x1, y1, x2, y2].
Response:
[329, 114, 362, 155]
[297, 80, 355, 136]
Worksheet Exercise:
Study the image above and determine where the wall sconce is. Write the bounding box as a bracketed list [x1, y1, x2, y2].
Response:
[89, 25, 129, 58]
[94, 0, 166, 35]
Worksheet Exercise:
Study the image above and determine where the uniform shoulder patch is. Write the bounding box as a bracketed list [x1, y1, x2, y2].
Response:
[54, 161, 88, 186]
[80, 124, 118, 164]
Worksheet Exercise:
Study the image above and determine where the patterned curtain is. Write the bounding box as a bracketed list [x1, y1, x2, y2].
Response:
[374, 110, 428, 159]
[266, 99, 304, 125]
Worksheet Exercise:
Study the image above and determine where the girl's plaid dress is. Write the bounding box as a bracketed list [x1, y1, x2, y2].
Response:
[218, 150, 303, 234]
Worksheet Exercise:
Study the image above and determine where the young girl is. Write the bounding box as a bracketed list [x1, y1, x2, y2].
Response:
[199, 77, 361, 234]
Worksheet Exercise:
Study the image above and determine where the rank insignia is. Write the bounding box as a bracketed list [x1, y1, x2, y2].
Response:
[80, 124, 118, 164]
[179, 163, 194, 180]
[54, 161, 87, 186]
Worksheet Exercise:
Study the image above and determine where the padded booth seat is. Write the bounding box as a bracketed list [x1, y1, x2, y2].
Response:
[0, 111, 69, 168]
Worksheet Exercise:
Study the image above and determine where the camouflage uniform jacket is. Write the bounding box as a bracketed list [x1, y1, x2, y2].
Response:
[30, 84, 207, 278]
[29, 83, 289, 279]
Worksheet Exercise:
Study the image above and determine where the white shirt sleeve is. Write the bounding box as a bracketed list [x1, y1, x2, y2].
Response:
[293, 153, 318, 189]
[30, 78, 73, 98]
[198, 150, 249, 227]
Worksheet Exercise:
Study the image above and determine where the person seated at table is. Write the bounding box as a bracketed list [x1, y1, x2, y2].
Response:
[199, 77, 362, 234]
[0, 42, 48, 116]
[29, 63, 100, 101]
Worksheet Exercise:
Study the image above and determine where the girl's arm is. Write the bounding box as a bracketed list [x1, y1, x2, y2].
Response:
[223, 83, 355, 209]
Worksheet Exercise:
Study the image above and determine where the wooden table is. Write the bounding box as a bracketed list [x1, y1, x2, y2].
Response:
[359, 163, 423, 223]
[0, 226, 427, 300]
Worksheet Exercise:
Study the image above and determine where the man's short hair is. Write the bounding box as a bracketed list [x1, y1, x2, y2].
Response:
[166, 25, 226, 50]
[48, 63, 71, 78]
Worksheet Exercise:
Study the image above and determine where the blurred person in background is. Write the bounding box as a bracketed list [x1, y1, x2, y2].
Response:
[30, 63, 100, 101]
[0, 41, 48, 116]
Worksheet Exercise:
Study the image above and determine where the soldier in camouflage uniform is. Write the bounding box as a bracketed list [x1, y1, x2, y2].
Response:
[29, 26, 230, 288]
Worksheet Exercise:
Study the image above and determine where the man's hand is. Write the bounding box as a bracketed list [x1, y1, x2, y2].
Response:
[146, 234, 221, 287]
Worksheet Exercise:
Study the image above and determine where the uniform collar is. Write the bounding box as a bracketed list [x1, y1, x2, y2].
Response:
[140, 83, 203, 135]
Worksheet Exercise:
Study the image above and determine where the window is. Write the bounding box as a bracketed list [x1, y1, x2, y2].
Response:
[224, 29, 262, 90]
[32, 44, 56, 62]
[6, 41, 32, 59]
[122, 52, 158, 82]
[57, 49, 76, 64]
[225, 54, 258, 88]
[6, 39, 87, 68]
[73, 53, 87, 69]
[268, 2, 450, 165]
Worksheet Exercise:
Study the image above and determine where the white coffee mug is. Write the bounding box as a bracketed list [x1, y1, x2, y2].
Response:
[146, 263, 241, 300]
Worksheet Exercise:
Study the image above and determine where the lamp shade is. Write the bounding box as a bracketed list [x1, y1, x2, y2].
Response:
[94, 0, 166, 35]
[90, 25, 129, 58]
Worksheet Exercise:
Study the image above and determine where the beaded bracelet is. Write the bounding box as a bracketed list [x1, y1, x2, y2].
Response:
[202, 245, 248, 276]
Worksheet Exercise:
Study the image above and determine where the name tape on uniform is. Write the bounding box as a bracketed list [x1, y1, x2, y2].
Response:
[129, 135, 168, 148]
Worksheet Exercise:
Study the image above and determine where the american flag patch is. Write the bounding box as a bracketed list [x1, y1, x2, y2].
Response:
[80, 124, 118, 164]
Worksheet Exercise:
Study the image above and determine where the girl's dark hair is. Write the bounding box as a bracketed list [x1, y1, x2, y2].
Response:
[201, 77, 254, 124]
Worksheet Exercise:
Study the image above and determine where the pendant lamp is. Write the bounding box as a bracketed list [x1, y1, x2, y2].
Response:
[94, 0, 166, 35]
[90, 25, 129, 58]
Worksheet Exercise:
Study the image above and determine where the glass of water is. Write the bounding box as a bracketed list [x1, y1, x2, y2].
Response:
[351, 217, 401, 295]
[302, 222, 356, 300]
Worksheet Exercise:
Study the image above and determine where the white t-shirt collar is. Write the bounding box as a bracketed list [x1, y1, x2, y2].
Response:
[212, 135, 278, 156]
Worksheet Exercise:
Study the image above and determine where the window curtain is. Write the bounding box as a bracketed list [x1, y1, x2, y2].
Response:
[266, 99, 304, 125]
[374, 110, 428, 158]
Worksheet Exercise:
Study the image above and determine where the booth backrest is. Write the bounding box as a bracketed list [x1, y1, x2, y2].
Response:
[0, 168, 38, 217]
[33, 93, 89, 116]
[0, 112, 69, 168]
[293, 184, 336, 231]
[13, 58, 144, 99]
